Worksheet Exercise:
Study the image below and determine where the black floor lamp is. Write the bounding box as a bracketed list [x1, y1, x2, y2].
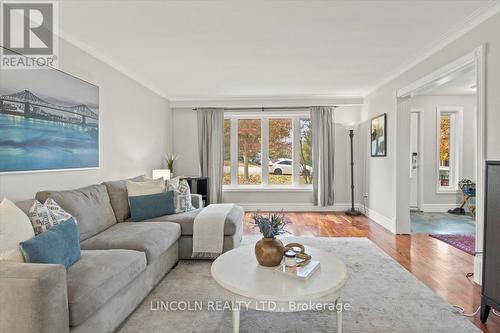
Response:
[345, 126, 363, 216]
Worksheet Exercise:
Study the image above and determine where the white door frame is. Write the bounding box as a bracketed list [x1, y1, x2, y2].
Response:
[396, 45, 485, 284]
[410, 109, 424, 211]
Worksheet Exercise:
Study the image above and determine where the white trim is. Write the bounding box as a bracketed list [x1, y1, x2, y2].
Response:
[170, 96, 364, 108]
[235, 202, 359, 212]
[230, 117, 238, 185]
[223, 185, 312, 192]
[474, 45, 486, 284]
[292, 117, 301, 185]
[410, 109, 424, 211]
[370, 1, 500, 97]
[364, 207, 396, 234]
[261, 117, 269, 186]
[435, 107, 463, 193]
[420, 203, 458, 213]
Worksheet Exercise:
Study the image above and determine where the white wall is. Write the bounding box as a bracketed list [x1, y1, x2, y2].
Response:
[172, 106, 363, 209]
[0, 39, 172, 201]
[411, 95, 476, 210]
[361, 12, 500, 234]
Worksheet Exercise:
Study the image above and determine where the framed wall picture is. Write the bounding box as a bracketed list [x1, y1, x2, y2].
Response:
[371, 113, 387, 157]
[0, 46, 99, 174]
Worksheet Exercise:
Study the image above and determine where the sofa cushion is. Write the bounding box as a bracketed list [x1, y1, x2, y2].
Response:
[20, 218, 80, 268]
[36, 185, 117, 241]
[126, 178, 165, 197]
[142, 205, 244, 236]
[129, 191, 176, 222]
[0, 198, 35, 262]
[15, 199, 36, 216]
[67, 249, 146, 327]
[80, 222, 180, 263]
[102, 176, 145, 222]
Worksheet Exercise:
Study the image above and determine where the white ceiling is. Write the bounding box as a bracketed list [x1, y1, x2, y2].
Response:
[58, 1, 498, 100]
[416, 65, 477, 96]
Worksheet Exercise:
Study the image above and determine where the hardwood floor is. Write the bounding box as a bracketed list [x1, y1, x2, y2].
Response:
[243, 212, 500, 333]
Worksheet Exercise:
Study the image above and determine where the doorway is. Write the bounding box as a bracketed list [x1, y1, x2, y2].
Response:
[408, 66, 477, 236]
[395, 46, 485, 283]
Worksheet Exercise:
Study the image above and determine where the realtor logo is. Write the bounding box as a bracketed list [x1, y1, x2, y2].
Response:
[0, 1, 59, 68]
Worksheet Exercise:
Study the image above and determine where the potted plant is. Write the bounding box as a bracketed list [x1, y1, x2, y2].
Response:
[251, 211, 290, 266]
[164, 153, 178, 176]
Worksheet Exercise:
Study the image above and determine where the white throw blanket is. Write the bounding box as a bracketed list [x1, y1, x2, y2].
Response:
[192, 203, 235, 259]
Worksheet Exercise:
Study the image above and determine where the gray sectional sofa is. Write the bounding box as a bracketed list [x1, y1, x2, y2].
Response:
[0, 178, 244, 333]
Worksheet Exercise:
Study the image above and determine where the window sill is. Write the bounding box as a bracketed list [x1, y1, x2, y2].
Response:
[223, 185, 313, 192]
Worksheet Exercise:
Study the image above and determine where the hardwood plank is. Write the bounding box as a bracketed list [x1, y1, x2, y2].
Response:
[243, 212, 500, 332]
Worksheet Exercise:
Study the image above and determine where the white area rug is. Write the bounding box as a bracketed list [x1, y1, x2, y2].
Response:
[119, 236, 480, 333]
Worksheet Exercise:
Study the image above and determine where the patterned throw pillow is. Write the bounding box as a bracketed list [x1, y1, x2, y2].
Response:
[28, 201, 53, 235]
[28, 199, 75, 235]
[45, 198, 73, 225]
[166, 177, 180, 189]
[167, 179, 193, 213]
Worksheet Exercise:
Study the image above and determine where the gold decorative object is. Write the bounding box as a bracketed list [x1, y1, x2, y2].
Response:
[255, 238, 285, 267]
[284, 243, 312, 267]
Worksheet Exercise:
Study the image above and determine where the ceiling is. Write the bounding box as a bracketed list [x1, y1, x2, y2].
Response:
[415, 65, 477, 96]
[58, 1, 498, 100]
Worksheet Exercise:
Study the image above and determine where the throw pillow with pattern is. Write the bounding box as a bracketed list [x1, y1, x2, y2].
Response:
[28, 199, 75, 235]
[167, 179, 193, 213]
[45, 198, 74, 225]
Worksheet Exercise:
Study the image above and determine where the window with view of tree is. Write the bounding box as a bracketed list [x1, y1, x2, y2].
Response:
[437, 108, 461, 192]
[224, 113, 313, 187]
[238, 119, 262, 185]
[300, 118, 312, 184]
[269, 119, 292, 185]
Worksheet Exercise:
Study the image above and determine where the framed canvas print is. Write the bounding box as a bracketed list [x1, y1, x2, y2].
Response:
[371, 113, 387, 157]
[0, 47, 99, 174]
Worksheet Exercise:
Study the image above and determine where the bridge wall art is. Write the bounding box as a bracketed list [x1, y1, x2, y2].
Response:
[0, 66, 99, 173]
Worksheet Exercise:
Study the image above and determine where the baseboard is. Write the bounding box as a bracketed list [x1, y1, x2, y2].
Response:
[474, 253, 483, 285]
[364, 207, 396, 234]
[238, 203, 358, 212]
[420, 203, 457, 213]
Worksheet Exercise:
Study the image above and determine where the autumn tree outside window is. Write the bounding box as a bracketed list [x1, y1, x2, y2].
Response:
[223, 112, 313, 187]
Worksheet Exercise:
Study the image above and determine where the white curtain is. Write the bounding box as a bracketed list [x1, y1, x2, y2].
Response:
[197, 108, 224, 204]
[311, 106, 335, 206]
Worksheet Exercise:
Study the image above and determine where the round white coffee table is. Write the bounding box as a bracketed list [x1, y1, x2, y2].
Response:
[211, 245, 348, 333]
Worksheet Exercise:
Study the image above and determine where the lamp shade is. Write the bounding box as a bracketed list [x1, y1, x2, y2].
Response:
[152, 169, 171, 180]
[343, 121, 361, 131]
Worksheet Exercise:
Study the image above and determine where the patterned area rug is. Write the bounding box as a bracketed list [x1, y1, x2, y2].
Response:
[119, 236, 480, 333]
[429, 234, 475, 255]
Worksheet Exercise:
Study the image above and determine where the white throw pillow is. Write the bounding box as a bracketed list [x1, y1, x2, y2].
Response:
[126, 178, 165, 197]
[0, 198, 35, 262]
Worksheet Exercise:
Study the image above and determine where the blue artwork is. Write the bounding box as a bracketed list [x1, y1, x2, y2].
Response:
[0, 62, 99, 173]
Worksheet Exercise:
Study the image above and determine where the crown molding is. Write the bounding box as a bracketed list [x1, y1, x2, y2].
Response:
[169, 95, 364, 109]
[57, 30, 170, 100]
[365, 1, 500, 97]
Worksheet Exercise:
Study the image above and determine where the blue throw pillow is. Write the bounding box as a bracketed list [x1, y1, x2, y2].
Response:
[20, 218, 80, 268]
[129, 191, 176, 222]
